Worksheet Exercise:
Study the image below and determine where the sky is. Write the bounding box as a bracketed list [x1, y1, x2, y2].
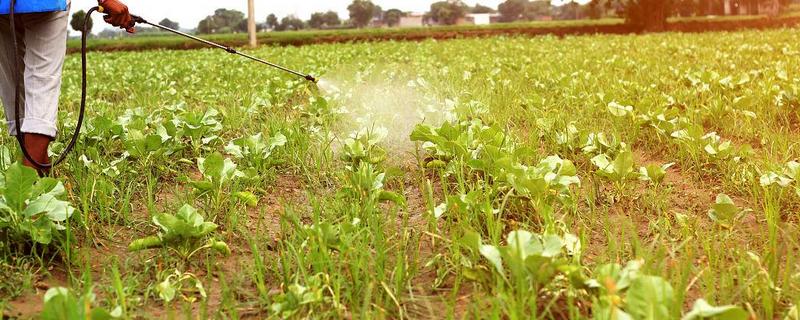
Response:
[71, 0, 590, 33]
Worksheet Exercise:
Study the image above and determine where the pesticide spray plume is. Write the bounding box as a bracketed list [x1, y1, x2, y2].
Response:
[317, 64, 453, 163]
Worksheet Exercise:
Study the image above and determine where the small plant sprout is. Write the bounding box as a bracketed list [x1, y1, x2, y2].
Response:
[639, 162, 674, 185]
[707, 194, 747, 228]
[760, 161, 800, 196]
[153, 270, 207, 304]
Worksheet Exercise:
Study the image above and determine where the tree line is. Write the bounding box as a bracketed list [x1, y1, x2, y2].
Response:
[71, 0, 797, 37]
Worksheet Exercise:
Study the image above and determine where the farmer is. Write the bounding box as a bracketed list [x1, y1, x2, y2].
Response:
[0, 0, 135, 170]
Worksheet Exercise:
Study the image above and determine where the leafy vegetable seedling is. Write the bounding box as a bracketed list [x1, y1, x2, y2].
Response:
[128, 204, 230, 262]
[707, 194, 746, 228]
[0, 163, 76, 248]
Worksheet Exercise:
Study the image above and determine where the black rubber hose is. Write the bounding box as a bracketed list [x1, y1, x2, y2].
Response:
[9, 1, 91, 170]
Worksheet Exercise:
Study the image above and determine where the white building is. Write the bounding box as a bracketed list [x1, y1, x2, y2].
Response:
[465, 13, 501, 25]
[399, 13, 425, 28]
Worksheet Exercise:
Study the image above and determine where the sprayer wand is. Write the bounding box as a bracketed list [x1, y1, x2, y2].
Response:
[130, 15, 317, 83]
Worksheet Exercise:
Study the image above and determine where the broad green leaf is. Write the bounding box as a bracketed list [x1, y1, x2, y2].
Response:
[612, 150, 635, 179]
[708, 194, 740, 226]
[25, 192, 75, 223]
[591, 154, 612, 172]
[506, 230, 535, 259]
[479, 244, 504, 276]
[4, 163, 39, 213]
[541, 234, 564, 258]
[608, 101, 634, 117]
[682, 299, 748, 320]
[198, 153, 242, 185]
[156, 278, 177, 302]
[268, 132, 288, 149]
[626, 275, 676, 320]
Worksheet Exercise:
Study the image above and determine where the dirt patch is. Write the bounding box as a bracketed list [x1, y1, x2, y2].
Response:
[5, 267, 69, 319]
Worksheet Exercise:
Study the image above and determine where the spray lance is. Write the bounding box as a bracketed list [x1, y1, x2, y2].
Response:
[7, 2, 317, 170]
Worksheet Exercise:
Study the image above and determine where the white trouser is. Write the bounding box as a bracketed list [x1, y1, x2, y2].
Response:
[0, 5, 70, 138]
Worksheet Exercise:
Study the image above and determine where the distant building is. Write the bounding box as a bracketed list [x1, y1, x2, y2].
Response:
[399, 13, 425, 28]
[465, 13, 501, 25]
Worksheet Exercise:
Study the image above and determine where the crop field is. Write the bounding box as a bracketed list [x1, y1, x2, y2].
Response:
[2, 28, 800, 319]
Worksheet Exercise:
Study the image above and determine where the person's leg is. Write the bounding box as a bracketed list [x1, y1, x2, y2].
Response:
[18, 8, 70, 169]
[0, 14, 27, 139]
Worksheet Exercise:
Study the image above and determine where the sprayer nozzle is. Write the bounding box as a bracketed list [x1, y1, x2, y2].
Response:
[305, 75, 318, 83]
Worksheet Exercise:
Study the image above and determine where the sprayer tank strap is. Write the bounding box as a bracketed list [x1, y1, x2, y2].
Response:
[0, 0, 67, 14]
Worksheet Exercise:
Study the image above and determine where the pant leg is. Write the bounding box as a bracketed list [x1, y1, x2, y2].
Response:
[18, 8, 70, 138]
[0, 14, 27, 136]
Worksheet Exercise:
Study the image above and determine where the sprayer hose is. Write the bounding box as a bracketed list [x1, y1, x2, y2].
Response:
[8, 1, 91, 169]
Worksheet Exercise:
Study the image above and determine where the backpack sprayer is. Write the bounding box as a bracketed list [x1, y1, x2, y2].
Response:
[8, 1, 317, 170]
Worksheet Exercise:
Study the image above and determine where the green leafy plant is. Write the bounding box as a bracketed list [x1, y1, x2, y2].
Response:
[582, 132, 624, 157]
[591, 147, 637, 183]
[707, 194, 746, 228]
[225, 132, 287, 170]
[682, 299, 748, 320]
[505, 155, 581, 222]
[128, 204, 230, 261]
[190, 153, 243, 192]
[588, 260, 746, 319]
[0, 163, 76, 248]
[189, 152, 244, 210]
[153, 269, 207, 304]
[338, 162, 405, 210]
[270, 273, 342, 318]
[173, 107, 223, 152]
[760, 161, 800, 196]
[639, 163, 674, 185]
[40, 287, 122, 320]
[460, 230, 582, 316]
[340, 128, 388, 166]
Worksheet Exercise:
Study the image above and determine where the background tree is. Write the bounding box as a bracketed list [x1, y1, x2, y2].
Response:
[196, 9, 246, 34]
[384, 9, 405, 27]
[158, 18, 179, 30]
[498, 0, 527, 22]
[373, 5, 384, 21]
[309, 11, 342, 29]
[276, 15, 305, 31]
[323, 11, 342, 27]
[608, 0, 672, 31]
[309, 12, 327, 29]
[70, 10, 93, 33]
[266, 14, 279, 29]
[428, 0, 469, 25]
[472, 3, 497, 13]
[586, 0, 604, 18]
[524, 0, 552, 19]
[348, 0, 378, 28]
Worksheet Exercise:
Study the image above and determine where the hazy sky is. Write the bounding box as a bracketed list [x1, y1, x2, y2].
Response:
[71, 0, 589, 33]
